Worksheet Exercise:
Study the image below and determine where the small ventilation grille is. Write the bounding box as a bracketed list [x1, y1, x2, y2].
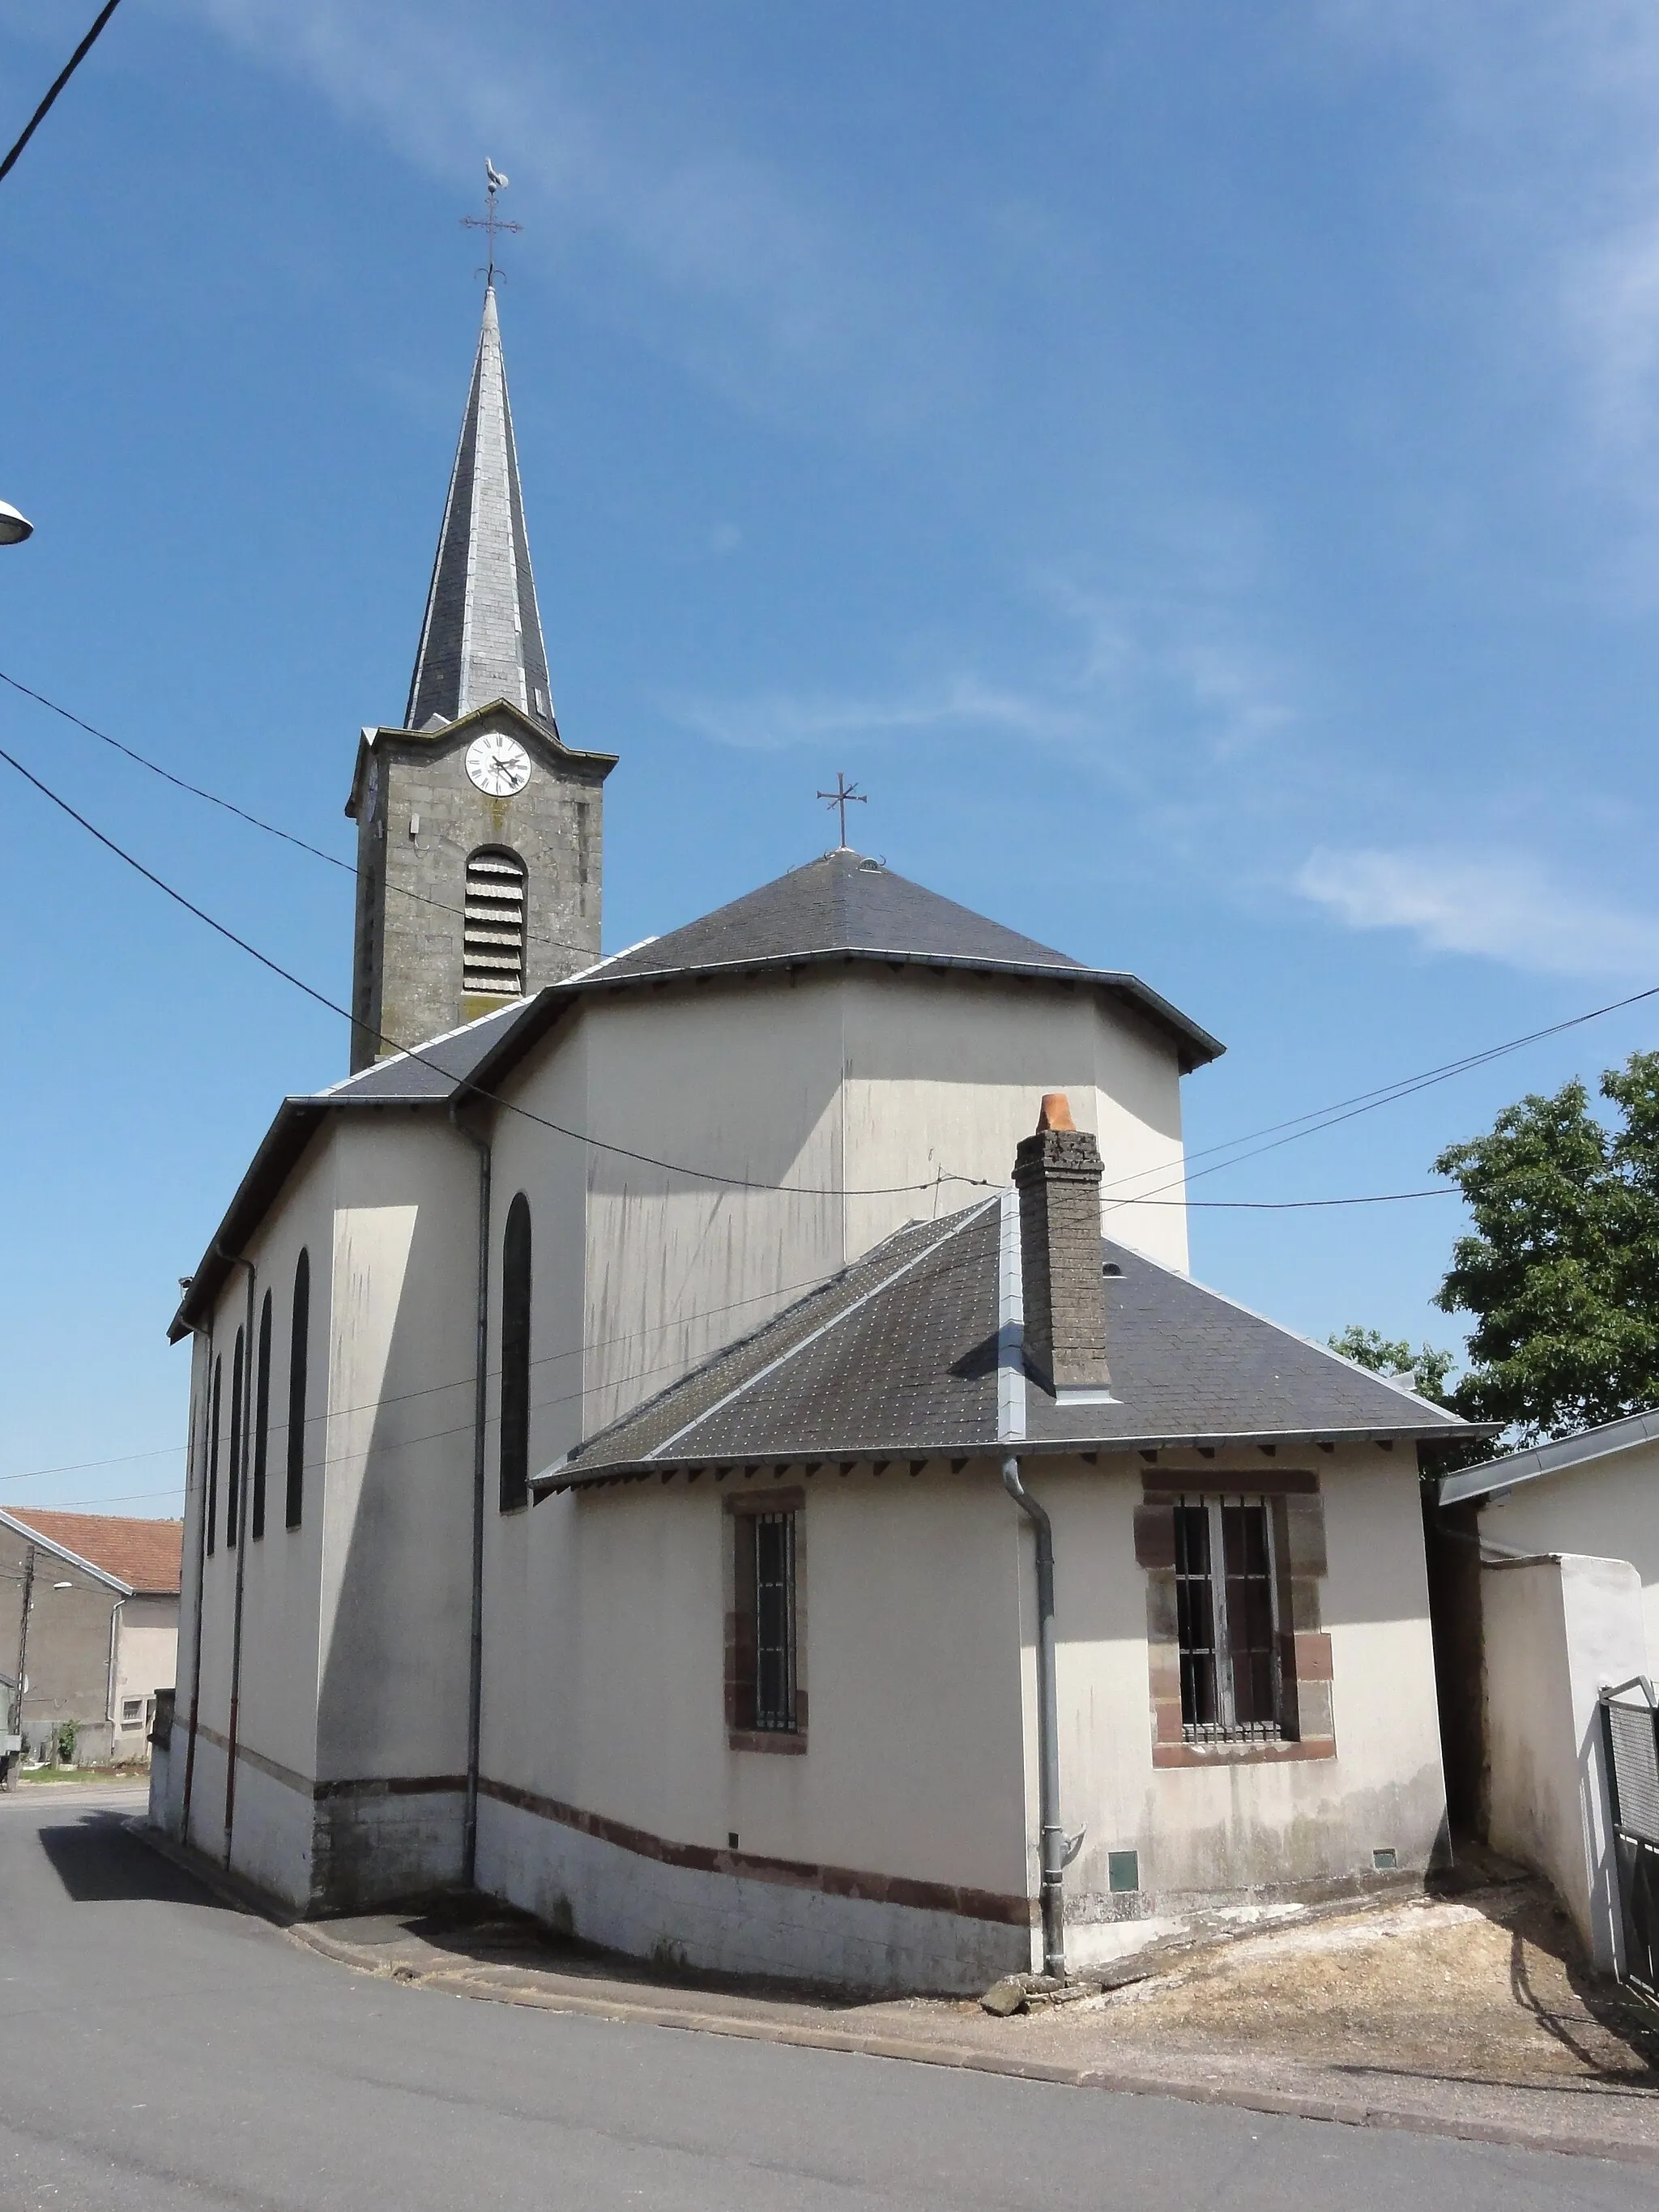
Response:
[464, 848, 527, 997]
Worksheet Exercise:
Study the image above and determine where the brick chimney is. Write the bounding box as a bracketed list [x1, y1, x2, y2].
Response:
[1013, 1092, 1111, 1397]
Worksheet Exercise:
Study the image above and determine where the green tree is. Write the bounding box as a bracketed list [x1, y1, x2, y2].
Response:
[1432, 1049, 1659, 1447]
[1327, 1325, 1456, 1405]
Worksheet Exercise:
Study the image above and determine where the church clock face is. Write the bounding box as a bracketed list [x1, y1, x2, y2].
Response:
[466, 733, 532, 797]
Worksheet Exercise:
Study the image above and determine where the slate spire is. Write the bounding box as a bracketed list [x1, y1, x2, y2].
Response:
[405, 284, 557, 734]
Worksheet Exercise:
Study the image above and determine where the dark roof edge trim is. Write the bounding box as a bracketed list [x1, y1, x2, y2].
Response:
[535, 1423, 1493, 1494]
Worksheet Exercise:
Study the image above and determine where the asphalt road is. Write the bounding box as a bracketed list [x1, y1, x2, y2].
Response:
[1, 1783, 1654, 2212]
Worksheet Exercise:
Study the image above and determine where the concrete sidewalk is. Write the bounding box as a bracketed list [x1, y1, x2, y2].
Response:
[136, 1821, 1659, 2167]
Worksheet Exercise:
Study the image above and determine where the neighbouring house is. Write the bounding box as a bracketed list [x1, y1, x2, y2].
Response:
[1435, 1416, 1659, 1976]
[147, 273, 1483, 1993]
[0, 1509, 183, 1771]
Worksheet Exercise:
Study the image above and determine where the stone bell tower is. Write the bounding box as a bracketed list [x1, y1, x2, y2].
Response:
[345, 283, 616, 1072]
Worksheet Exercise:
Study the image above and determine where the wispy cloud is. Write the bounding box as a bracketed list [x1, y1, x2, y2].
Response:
[1296, 845, 1659, 979]
[169, 0, 944, 421]
[678, 558, 1303, 795]
[1323, 2, 1659, 481]
[676, 671, 1089, 753]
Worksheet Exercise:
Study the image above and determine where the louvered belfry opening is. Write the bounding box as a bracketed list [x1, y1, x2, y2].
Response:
[464, 846, 527, 997]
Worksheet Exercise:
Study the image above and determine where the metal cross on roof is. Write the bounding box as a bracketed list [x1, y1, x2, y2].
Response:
[462, 156, 522, 287]
[817, 770, 867, 850]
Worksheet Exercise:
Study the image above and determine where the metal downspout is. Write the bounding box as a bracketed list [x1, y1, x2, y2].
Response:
[450, 1101, 491, 1890]
[217, 1248, 256, 1869]
[1002, 1455, 1067, 1978]
[181, 1333, 210, 1845]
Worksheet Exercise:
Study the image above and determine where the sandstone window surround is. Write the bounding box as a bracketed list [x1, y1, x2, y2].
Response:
[1136, 1469, 1335, 1768]
[724, 1489, 807, 1754]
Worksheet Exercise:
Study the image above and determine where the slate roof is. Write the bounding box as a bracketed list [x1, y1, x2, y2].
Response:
[170, 857, 1219, 1339]
[466, 850, 1224, 1093]
[406, 284, 557, 735]
[1, 1510, 183, 1596]
[535, 1198, 1475, 1490]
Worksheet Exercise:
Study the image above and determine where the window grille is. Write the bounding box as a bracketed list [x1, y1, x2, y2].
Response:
[499, 1193, 532, 1512]
[1173, 1497, 1281, 1741]
[464, 848, 527, 997]
[122, 1698, 143, 1725]
[736, 1511, 798, 1733]
[286, 1250, 309, 1531]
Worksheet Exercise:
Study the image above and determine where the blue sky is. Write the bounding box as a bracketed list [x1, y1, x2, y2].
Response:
[5, 1, 1659, 1517]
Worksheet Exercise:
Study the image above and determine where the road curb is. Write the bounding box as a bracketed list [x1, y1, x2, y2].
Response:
[130, 1818, 1659, 2167]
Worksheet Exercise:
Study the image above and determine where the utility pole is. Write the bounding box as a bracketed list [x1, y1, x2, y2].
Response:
[4, 1542, 35, 1788]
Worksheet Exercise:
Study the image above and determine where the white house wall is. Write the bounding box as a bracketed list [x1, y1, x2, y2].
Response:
[838, 970, 1189, 1272]
[1479, 1442, 1659, 1662]
[476, 1465, 1034, 1993]
[493, 967, 1191, 1447]
[1043, 1447, 1447, 1971]
[312, 1111, 480, 1900]
[179, 1131, 336, 1897]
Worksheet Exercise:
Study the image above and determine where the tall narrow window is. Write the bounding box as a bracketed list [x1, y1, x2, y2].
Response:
[286, 1249, 309, 1531]
[251, 1291, 272, 1541]
[734, 1511, 798, 1733]
[206, 1355, 221, 1558]
[499, 1192, 532, 1512]
[1174, 1497, 1280, 1741]
[464, 847, 527, 998]
[226, 1328, 244, 1549]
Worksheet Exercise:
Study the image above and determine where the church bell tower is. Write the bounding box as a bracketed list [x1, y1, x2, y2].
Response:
[345, 282, 616, 1072]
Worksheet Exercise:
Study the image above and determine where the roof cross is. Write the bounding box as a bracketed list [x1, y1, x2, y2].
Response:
[817, 770, 867, 850]
[461, 157, 522, 287]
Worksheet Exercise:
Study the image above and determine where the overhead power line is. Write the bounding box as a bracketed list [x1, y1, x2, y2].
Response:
[0, 669, 598, 961]
[10, 671, 1650, 1214]
[0, 0, 126, 187]
[0, 737, 987, 1201]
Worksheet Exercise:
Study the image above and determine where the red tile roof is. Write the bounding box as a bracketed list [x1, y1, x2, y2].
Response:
[6, 1511, 183, 1596]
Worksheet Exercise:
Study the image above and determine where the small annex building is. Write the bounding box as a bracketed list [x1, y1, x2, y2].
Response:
[151, 276, 1481, 1992]
[2, 1509, 182, 1773]
[1435, 1416, 1659, 1973]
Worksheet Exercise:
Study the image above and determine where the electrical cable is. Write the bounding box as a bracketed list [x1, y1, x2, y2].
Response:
[0, 0, 125, 187]
[0, 668, 599, 961]
[9, 675, 1647, 1208]
[0, 736, 992, 1201]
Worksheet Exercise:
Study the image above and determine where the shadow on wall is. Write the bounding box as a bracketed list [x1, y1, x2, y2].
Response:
[35, 1810, 237, 1909]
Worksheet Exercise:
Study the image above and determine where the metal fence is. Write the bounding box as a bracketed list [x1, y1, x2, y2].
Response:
[1600, 1677, 1659, 2005]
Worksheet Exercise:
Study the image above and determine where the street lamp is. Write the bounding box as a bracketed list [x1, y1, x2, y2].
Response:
[0, 501, 33, 546]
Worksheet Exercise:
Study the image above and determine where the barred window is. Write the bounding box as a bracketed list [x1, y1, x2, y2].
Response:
[734, 1510, 798, 1733]
[464, 847, 527, 998]
[1173, 1497, 1281, 1741]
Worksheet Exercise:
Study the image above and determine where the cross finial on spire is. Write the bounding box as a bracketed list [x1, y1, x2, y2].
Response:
[817, 770, 867, 850]
[462, 157, 522, 287]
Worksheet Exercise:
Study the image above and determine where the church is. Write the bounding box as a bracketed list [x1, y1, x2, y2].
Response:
[151, 279, 1478, 1993]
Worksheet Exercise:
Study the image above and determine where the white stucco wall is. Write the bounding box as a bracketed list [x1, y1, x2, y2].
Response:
[1482, 1552, 1647, 1971]
[490, 967, 1191, 1454]
[1035, 1447, 1446, 1970]
[1480, 1443, 1659, 1663]
[478, 1464, 1034, 1988]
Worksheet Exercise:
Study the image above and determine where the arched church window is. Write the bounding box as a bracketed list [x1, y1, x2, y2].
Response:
[286, 1250, 309, 1532]
[207, 1355, 221, 1558]
[251, 1292, 272, 1541]
[500, 1193, 532, 1513]
[464, 848, 527, 999]
[227, 1328, 244, 1549]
